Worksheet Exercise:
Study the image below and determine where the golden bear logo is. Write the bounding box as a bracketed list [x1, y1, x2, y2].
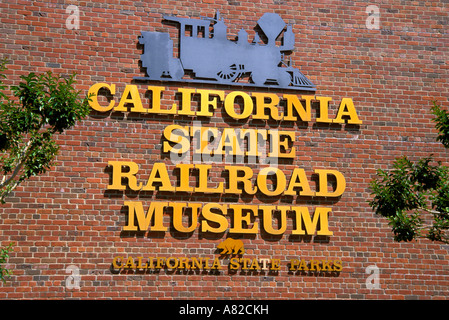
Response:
[217, 238, 244, 255]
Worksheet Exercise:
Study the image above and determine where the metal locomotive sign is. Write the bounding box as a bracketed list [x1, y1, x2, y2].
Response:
[134, 11, 316, 91]
[88, 11, 362, 238]
[87, 10, 362, 275]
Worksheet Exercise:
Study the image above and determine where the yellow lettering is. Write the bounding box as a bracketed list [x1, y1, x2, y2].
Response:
[260, 205, 288, 235]
[298, 259, 309, 271]
[146, 86, 176, 114]
[216, 128, 244, 156]
[163, 124, 190, 154]
[196, 89, 225, 117]
[176, 164, 194, 192]
[210, 257, 222, 270]
[229, 204, 258, 234]
[142, 163, 175, 192]
[283, 94, 312, 122]
[170, 202, 201, 233]
[178, 257, 190, 269]
[200, 203, 228, 233]
[107, 161, 142, 191]
[224, 91, 253, 119]
[112, 256, 123, 269]
[268, 130, 295, 158]
[314, 169, 346, 197]
[166, 257, 179, 269]
[285, 168, 315, 196]
[240, 129, 260, 157]
[191, 126, 218, 155]
[136, 256, 147, 269]
[88, 83, 116, 112]
[310, 260, 321, 271]
[115, 84, 146, 113]
[333, 98, 362, 124]
[291, 206, 333, 236]
[175, 88, 196, 116]
[257, 167, 286, 196]
[249, 258, 261, 270]
[229, 257, 240, 270]
[195, 164, 224, 193]
[333, 260, 343, 271]
[225, 165, 257, 195]
[271, 259, 281, 270]
[124, 256, 136, 269]
[123, 201, 168, 232]
[253, 92, 282, 120]
[156, 257, 166, 269]
[289, 259, 299, 271]
[316, 96, 333, 123]
[190, 257, 204, 269]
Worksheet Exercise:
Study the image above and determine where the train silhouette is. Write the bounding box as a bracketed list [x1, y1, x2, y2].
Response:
[135, 11, 316, 91]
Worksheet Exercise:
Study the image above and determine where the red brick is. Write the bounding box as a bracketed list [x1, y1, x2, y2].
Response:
[0, 0, 448, 300]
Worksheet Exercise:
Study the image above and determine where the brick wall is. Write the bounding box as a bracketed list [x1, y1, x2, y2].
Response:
[0, 0, 448, 299]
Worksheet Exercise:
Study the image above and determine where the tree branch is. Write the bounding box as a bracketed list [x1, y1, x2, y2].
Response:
[422, 207, 444, 215]
[0, 138, 33, 192]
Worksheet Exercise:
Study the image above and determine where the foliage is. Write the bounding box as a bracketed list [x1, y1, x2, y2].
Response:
[431, 101, 449, 148]
[0, 60, 92, 284]
[0, 242, 14, 283]
[0, 60, 92, 203]
[370, 102, 449, 244]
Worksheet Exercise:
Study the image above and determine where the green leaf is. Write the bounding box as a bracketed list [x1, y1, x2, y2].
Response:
[0, 64, 91, 203]
[369, 103, 449, 244]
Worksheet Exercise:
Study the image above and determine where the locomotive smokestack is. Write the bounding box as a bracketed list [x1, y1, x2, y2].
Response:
[257, 13, 286, 46]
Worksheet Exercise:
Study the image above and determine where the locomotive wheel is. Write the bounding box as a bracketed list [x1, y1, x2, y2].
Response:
[277, 69, 291, 87]
[216, 64, 240, 83]
[251, 71, 266, 86]
[169, 59, 183, 80]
